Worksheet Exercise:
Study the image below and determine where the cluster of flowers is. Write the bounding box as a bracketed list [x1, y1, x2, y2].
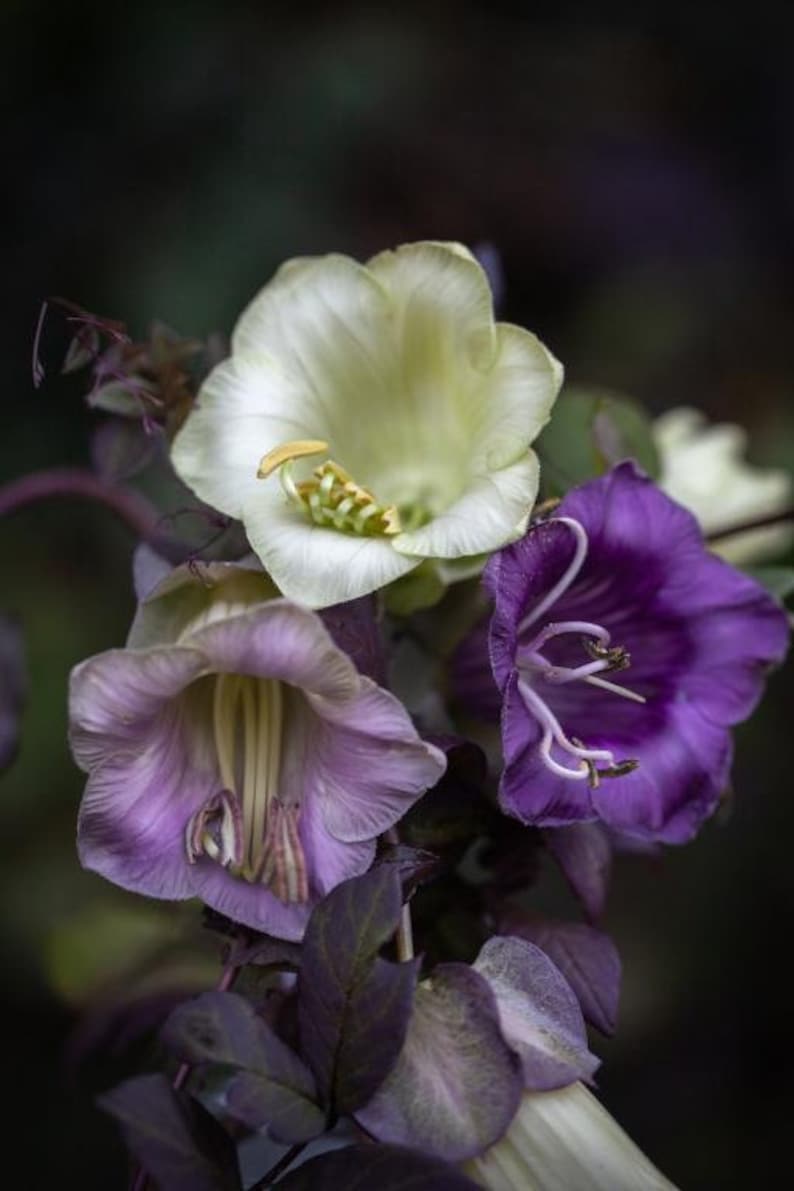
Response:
[15, 243, 792, 1189]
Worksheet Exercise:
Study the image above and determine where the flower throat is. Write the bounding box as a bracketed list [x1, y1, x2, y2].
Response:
[516, 516, 645, 789]
[185, 674, 308, 903]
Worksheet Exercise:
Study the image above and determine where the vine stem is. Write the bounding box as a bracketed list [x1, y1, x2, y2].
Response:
[0, 467, 169, 547]
[249, 1142, 307, 1189]
[706, 506, 794, 543]
[129, 959, 238, 1191]
[383, 827, 415, 963]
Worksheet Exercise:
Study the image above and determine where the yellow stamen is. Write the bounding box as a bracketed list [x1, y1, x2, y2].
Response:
[257, 439, 329, 479]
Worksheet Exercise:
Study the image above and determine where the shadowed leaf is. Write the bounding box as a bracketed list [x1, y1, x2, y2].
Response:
[163, 992, 325, 1144]
[298, 867, 418, 1117]
[99, 1073, 241, 1191]
[276, 1142, 481, 1190]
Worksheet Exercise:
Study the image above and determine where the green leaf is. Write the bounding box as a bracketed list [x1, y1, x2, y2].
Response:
[537, 387, 660, 497]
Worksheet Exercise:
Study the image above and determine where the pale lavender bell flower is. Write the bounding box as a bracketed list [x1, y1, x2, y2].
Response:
[456, 463, 789, 842]
[69, 562, 445, 939]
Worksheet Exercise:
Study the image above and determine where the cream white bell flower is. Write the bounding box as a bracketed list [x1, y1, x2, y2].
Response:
[655, 406, 792, 565]
[464, 1082, 677, 1191]
[171, 242, 563, 607]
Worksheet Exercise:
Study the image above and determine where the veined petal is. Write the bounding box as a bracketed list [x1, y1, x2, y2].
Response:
[464, 1083, 678, 1190]
[467, 324, 563, 471]
[393, 453, 540, 560]
[185, 600, 360, 699]
[171, 352, 312, 519]
[306, 677, 447, 842]
[69, 645, 207, 771]
[241, 487, 420, 607]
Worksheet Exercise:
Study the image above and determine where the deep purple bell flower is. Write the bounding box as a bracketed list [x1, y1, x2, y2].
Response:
[460, 463, 789, 843]
[69, 562, 446, 939]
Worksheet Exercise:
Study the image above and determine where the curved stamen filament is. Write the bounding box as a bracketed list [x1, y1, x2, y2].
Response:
[518, 679, 616, 776]
[523, 619, 612, 654]
[518, 517, 590, 635]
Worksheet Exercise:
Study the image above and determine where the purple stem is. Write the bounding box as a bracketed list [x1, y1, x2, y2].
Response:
[130, 961, 238, 1191]
[706, 506, 794, 542]
[0, 467, 180, 555]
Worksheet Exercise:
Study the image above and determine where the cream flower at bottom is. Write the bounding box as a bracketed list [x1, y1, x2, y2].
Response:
[171, 242, 562, 607]
[655, 406, 792, 565]
[463, 1083, 677, 1191]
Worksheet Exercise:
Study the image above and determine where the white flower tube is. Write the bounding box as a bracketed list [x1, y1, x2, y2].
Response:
[655, 406, 791, 564]
[171, 242, 562, 607]
[463, 1083, 677, 1191]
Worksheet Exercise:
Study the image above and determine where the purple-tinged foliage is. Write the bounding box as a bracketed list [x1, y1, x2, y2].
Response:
[357, 963, 523, 1162]
[542, 822, 612, 922]
[463, 463, 789, 842]
[501, 911, 621, 1036]
[319, 595, 387, 686]
[0, 613, 26, 771]
[474, 936, 599, 1090]
[70, 564, 445, 939]
[276, 1143, 481, 1190]
[162, 991, 325, 1145]
[298, 867, 419, 1118]
[99, 1073, 241, 1191]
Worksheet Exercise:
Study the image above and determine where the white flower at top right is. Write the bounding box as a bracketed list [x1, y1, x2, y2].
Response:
[654, 406, 792, 565]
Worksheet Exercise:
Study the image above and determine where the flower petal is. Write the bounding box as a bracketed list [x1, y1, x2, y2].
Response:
[307, 678, 447, 843]
[185, 600, 360, 699]
[240, 488, 419, 607]
[171, 352, 311, 520]
[394, 453, 540, 560]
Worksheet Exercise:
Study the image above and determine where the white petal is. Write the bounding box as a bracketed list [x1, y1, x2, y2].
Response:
[241, 486, 419, 607]
[171, 353, 313, 519]
[393, 451, 540, 559]
[469, 323, 563, 470]
[465, 1083, 678, 1191]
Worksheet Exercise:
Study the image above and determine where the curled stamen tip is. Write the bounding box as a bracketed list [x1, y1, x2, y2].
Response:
[598, 758, 640, 779]
[381, 505, 402, 535]
[257, 439, 329, 479]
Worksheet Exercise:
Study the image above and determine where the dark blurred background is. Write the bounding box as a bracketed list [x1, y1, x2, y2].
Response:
[3, 2, 794, 1187]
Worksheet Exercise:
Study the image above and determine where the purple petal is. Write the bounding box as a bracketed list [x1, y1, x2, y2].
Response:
[308, 679, 447, 844]
[542, 823, 612, 922]
[188, 601, 359, 700]
[500, 913, 621, 1037]
[357, 964, 523, 1162]
[474, 936, 599, 1090]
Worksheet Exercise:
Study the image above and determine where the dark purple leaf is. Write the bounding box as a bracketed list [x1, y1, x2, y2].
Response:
[543, 823, 612, 922]
[473, 936, 599, 1090]
[319, 595, 386, 684]
[500, 912, 621, 1036]
[276, 1143, 481, 1190]
[0, 613, 26, 771]
[356, 964, 523, 1162]
[298, 867, 418, 1117]
[225, 932, 302, 970]
[91, 417, 159, 481]
[162, 992, 325, 1144]
[99, 1073, 241, 1191]
[376, 844, 442, 894]
[400, 737, 492, 851]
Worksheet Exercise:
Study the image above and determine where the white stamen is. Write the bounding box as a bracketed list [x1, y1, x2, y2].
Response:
[583, 674, 647, 704]
[518, 517, 590, 635]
